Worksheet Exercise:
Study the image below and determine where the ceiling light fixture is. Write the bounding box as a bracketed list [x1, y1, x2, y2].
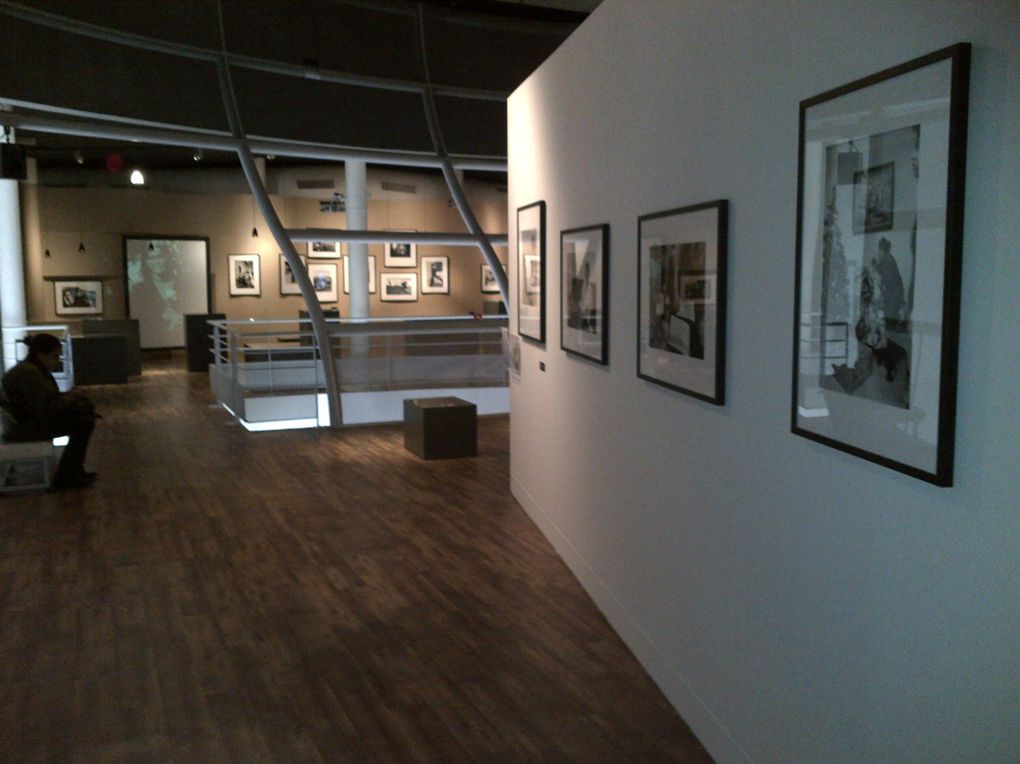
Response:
[73, 150, 85, 166]
[193, 148, 203, 162]
[78, 242, 86, 254]
[130, 169, 145, 185]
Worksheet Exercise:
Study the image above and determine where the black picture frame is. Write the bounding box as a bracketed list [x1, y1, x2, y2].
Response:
[791, 43, 970, 487]
[637, 200, 728, 405]
[227, 253, 261, 297]
[560, 223, 609, 365]
[516, 201, 546, 343]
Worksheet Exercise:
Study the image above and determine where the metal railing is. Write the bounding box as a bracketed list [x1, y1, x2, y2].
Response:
[209, 315, 508, 428]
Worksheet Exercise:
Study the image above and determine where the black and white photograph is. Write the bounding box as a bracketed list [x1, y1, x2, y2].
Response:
[516, 201, 546, 342]
[380, 272, 418, 302]
[638, 200, 728, 404]
[307, 240, 341, 258]
[279, 253, 307, 296]
[561, 224, 609, 364]
[384, 233, 417, 268]
[852, 161, 895, 234]
[420, 256, 449, 295]
[792, 43, 970, 486]
[228, 253, 260, 297]
[54, 279, 104, 316]
[481, 263, 502, 293]
[343, 255, 377, 295]
[308, 262, 338, 302]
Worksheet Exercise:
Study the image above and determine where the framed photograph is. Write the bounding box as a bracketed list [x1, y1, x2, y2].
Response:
[380, 272, 418, 302]
[638, 200, 728, 405]
[307, 240, 341, 258]
[420, 255, 450, 295]
[308, 262, 338, 302]
[228, 253, 260, 297]
[54, 279, 103, 316]
[481, 263, 502, 293]
[561, 224, 609, 365]
[516, 201, 546, 342]
[343, 255, 377, 295]
[792, 43, 970, 486]
[279, 253, 307, 296]
[384, 232, 417, 268]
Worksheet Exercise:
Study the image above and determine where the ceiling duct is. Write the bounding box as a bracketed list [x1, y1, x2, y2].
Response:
[296, 178, 335, 190]
[381, 180, 417, 194]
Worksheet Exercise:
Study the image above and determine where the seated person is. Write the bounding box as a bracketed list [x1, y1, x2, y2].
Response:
[1, 333, 98, 488]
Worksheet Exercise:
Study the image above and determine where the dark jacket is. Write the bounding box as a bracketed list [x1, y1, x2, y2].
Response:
[0, 360, 72, 441]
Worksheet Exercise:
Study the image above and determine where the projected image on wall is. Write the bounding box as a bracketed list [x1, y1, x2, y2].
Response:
[125, 237, 209, 349]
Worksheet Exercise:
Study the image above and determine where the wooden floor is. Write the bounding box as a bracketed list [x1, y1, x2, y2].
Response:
[0, 355, 712, 763]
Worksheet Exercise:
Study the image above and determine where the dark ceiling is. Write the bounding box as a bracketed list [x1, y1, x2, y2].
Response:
[1, 0, 595, 168]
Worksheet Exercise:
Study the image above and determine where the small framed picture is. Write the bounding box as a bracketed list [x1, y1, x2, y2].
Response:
[343, 255, 377, 294]
[308, 262, 338, 302]
[481, 263, 502, 293]
[307, 240, 341, 258]
[792, 43, 970, 486]
[54, 279, 103, 316]
[380, 272, 418, 302]
[279, 253, 307, 296]
[228, 253, 261, 297]
[384, 232, 417, 268]
[638, 200, 728, 405]
[421, 255, 450, 295]
[517, 201, 546, 342]
[561, 224, 609, 365]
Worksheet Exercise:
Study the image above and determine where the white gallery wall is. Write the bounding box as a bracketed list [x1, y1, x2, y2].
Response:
[507, 2, 1019, 762]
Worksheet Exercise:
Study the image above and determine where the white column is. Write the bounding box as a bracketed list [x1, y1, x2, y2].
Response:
[345, 159, 369, 319]
[0, 126, 27, 370]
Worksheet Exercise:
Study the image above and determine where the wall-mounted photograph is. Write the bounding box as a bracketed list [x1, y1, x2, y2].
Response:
[380, 272, 418, 302]
[421, 255, 450, 295]
[54, 279, 104, 316]
[384, 232, 417, 268]
[228, 253, 261, 297]
[517, 201, 546, 342]
[561, 223, 609, 365]
[638, 200, 728, 405]
[481, 263, 502, 293]
[343, 255, 377, 295]
[308, 262, 338, 302]
[307, 240, 341, 258]
[279, 253, 307, 296]
[792, 43, 970, 486]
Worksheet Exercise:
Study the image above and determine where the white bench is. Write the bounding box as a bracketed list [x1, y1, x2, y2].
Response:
[0, 441, 56, 492]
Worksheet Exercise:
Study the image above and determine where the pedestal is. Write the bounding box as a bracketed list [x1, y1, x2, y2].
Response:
[403, 397, 477, 460]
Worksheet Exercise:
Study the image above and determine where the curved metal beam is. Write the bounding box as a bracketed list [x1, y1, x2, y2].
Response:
[1, 107, 508, 172]
[414, 3, 510, 306]
[288, 229, 508, 248]
[213, 9, 343, 430]
[0, 0, 508, 102]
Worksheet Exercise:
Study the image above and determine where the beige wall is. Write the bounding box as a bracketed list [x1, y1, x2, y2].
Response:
[24, 172, 507, 324]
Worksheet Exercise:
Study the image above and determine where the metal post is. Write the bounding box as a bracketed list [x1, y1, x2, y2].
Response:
[212, 5, 343, 429]
[414, 4, 510, 308]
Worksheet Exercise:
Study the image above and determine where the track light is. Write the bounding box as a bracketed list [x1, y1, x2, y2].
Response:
[130, 169, 145, 185]
[193, 148, 203, 162]
[45, 248, 51, 258]
[73, 150, 84, 166]
[78, 242, 86, 254]
[148, 242, 155, 252]
[251, 227, 259, 238]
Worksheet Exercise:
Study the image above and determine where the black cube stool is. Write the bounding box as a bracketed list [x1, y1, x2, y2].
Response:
[403, 397, 477, 460]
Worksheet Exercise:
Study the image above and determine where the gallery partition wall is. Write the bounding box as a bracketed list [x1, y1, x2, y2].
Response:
[507, 1, 1020, 763]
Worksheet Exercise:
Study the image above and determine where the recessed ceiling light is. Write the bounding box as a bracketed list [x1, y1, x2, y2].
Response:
[130, 169, 145, 185]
